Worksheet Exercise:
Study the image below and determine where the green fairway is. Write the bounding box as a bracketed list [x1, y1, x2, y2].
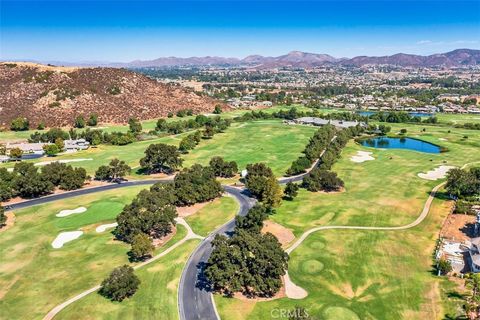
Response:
[215, 196, 451, 319]
[214, 123, 480, 319]
[56, 239, 200, 320]
[0, 186, 166, 320]
[185, 196, 239, 237]
[0, 134, 183, 179]
[183, 120, 318, 176]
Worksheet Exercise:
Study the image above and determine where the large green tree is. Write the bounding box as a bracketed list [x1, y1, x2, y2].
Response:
[245, 163, 283, 207]
[302, 168, 344, 192]
[173, 164, 222, 206]
[446, 168, 480, 198]
[205, 229, 288, 297]
[140, 143, 183, 174]
[130, 233, 154, 261]
[99, 265, 140, 302]
[116, 184, 178, 243]
[95, 159, 131, 182]
[12, 162, 54, 198]
[209, 157, 238, 178]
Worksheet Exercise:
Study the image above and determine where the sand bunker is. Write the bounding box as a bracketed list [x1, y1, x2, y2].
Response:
[418, 166, 455, 181]
[284, 271, 308, 299]
[350, 151, 374, 163]
[56, 207, 87, 217]
[95, 222, 118, 233]
[51, 231, 83, 248]
[439, 138, 447, 141]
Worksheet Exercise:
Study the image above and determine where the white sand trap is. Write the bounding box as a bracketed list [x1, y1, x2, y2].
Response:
[284, 271, 308, 299]
[96, 222, 118, 233]
[439, 138, 447, 141]
[350, 151, 375, 163]
[418, 165, 455, 181]
[34, 158, 93, 167]
[51, 231, 83, 248]
[56, 207, 87, 217]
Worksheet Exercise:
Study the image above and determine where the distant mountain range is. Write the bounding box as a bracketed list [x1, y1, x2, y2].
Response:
[109, 49, 480, 68]
[8, 49, 480, 69]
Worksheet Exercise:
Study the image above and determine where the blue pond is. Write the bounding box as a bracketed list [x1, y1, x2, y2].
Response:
[357, 111, 433, 117]
[359, 137, 441, 153]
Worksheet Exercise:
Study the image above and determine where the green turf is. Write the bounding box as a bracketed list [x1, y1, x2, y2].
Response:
[0, 134, 182, 179]
[214, 123, 480, 319]
[183, 120, 317, 176]
[0, 185, 196, 320]
[185, 196, 239, 237]
[56, 239, 200, 320]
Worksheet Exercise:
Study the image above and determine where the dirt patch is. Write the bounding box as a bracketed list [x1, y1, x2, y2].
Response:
[232, 276, 286, 301]
[176, 201, 213, 218]
[440, 213, 476, 242]
[262, 220, 295, 247]
[0, 211, 15, 232]
[152, 226, 177, 247]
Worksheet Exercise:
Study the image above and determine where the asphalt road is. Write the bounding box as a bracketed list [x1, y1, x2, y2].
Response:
[4, 179, 168, 212]
[178, 186, 256, 320]
[178, 136, 336, 320]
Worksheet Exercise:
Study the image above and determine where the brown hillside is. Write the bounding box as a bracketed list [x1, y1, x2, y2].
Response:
[0, 62, 224, 127]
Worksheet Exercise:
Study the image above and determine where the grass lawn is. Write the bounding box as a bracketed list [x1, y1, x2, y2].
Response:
[215, 196, 453, 320]
[0, 185, 172, 320]
[56, 239, 200, 320]
[183, 120, 317, 176]
[215, 123, 480, 319]
[0, 134, 183, 179]
[185, 196, 239, 237]
[0, 104, 307, 142]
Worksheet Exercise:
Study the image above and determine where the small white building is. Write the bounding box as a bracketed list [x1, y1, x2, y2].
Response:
[6, 142, 47, 155]
[64, 139, 90, 152]
[0, 155, 10, 163]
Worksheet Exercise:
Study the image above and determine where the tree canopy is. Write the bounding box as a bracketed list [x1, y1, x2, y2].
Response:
[99, 265, 140, 302]
[140, 143, 183, 174]
[245, 163, 283, 207]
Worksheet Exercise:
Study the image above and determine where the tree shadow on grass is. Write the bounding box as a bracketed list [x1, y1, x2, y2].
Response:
[432, 190, 453, 201]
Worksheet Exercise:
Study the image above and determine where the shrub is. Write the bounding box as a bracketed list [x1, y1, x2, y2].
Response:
[10, 117, 29, 131]
[99, 265, 140, 301]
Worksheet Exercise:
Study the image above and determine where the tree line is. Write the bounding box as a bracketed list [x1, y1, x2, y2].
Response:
[0, 162, 87, 201]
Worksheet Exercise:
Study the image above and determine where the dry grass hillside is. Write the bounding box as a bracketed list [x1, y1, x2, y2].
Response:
[0, 62, 223, 127]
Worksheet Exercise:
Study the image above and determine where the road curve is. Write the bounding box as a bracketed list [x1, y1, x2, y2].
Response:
[178, 186, 256, 320]
[177, 136, 338, 320]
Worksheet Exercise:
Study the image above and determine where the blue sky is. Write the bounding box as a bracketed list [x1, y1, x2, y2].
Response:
[1, 0, 479, 62]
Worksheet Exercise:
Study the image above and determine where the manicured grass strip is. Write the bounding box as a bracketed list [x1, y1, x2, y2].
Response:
[183, 120, 317, 176]
[0, 186, 159, 320]
[56, 239, 200, 320]
[185, 196, 239, 237]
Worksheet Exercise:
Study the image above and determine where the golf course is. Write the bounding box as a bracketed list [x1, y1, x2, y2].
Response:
[1, 110, 480, 319]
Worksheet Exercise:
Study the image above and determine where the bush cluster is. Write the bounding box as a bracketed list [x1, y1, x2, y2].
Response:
[0, 162, 87, 200]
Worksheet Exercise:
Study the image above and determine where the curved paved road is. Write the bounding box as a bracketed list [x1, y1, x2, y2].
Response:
[178, 136, 338, 320]
[4, 179, 169, 212]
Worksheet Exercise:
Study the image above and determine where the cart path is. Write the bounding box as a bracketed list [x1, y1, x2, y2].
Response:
[42, 217, 203, 320]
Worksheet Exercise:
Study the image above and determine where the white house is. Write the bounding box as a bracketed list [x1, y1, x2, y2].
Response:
[64, 139, 90, 152]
